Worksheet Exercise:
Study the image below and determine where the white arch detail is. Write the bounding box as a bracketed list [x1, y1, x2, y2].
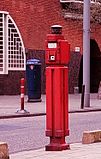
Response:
[0, 11, 26, 74]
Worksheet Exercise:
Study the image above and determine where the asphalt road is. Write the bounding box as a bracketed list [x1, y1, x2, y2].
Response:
[0, 111, 101, 154]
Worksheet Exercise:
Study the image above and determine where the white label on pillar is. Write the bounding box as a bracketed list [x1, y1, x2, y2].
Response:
[75, 47, 80, 52]
[48, 43, 57, 48]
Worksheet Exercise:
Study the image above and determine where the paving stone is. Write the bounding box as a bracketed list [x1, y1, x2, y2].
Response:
[82, 130, 101, 144]
[0, 142, 9, 159]
[10, 143, 101, 159]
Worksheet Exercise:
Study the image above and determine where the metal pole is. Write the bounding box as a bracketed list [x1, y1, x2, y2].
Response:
[83, 0, 90, 107]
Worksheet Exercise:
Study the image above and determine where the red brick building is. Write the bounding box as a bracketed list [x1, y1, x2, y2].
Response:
[0, 0, 101, 94]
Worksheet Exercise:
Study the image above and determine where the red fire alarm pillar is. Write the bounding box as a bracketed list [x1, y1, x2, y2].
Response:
[45, 25, 70, 151]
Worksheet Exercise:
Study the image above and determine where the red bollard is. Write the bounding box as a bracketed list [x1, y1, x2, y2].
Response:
[21, 78, 25, 110]
[16, 78, 29, 114]
[45, 25, 70, 151]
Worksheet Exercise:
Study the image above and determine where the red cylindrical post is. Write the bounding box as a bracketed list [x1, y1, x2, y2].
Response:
[21, 78, 25, 110]
[45, 25, 70, 151]
[45, 67, 69, 151]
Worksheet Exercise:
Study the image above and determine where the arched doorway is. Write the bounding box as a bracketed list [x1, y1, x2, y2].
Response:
[78, 39, 101, 93]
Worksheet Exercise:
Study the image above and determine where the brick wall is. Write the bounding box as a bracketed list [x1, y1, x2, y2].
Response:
[0, 0, 101, 94]
[0, 71, 25, 95]
[1, 0, 101, 52]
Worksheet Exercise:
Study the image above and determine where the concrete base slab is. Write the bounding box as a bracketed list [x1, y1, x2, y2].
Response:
[0, 142, 9, 159]
[82, 130, 101, 144]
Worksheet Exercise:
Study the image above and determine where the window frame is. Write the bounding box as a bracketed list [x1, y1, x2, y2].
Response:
[0, 11, 26, 74]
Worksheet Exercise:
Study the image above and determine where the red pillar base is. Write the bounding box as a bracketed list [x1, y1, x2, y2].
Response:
[45, 137, 70, 151]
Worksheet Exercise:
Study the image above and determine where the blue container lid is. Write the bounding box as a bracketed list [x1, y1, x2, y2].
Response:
[26, 59, 41, 65]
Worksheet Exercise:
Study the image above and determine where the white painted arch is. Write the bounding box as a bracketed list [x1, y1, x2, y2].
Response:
[0, 11, 26, 74]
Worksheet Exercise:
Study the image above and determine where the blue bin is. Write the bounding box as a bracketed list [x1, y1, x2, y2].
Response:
[26, 59, 42, 102]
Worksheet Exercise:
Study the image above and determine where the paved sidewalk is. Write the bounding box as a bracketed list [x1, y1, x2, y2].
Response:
[0, 93, 101, 159]
[10, 142, 101, 159]
[0, 93, 101, 118]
